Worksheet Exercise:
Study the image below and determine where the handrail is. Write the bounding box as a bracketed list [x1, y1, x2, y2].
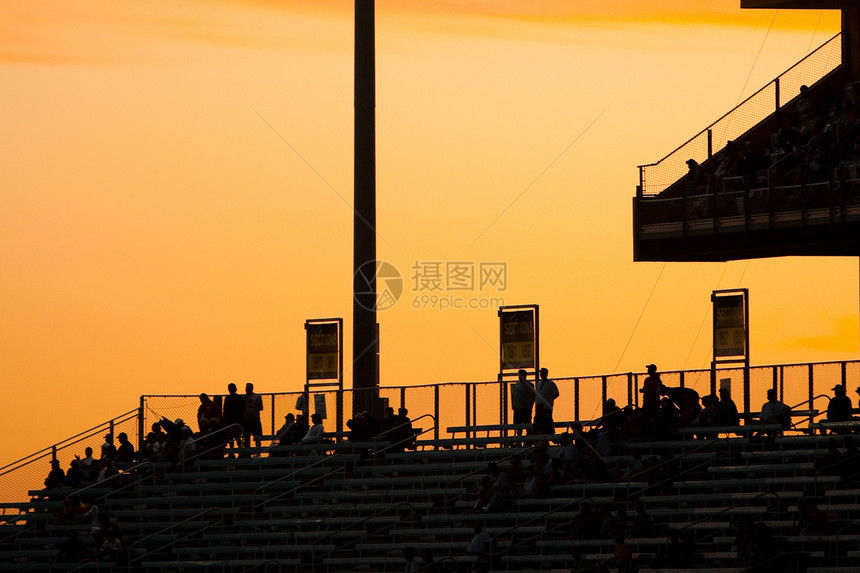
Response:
[117, 506, 230, 571]
[491, 495, 597, 563]
[787, 394, 830, 431]
[624, 437, 733, 505]
[251, 454, 343, 519]
[442, 446, 535, 506]
[637, 32, 842, 194]
[370, 413, 437, 458]
[0, 408, 140, 476]
[309, 501, 419, 571]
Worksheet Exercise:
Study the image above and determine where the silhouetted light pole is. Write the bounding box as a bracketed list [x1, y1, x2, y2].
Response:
[353, 0, 379, 415]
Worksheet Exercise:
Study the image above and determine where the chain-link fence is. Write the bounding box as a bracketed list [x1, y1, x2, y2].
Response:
[638, 33, 842, 196]
[0, 409, 139, 506]
[2, 359, 857, 505]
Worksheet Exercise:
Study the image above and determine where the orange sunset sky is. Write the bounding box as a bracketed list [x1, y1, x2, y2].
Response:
[1, 1, 857, 465]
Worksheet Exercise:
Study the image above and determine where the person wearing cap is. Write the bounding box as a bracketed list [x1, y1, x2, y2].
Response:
[640, 364, 661, 411]
[826, 384, 853, 432]
[535, 367, 559, 413]
[511, 369, 535, 436]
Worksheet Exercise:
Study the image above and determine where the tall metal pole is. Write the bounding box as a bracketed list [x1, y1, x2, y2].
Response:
[353, 0, 379, 415]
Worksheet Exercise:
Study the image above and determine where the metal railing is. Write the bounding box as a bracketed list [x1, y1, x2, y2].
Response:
[637, 32, 842, 196]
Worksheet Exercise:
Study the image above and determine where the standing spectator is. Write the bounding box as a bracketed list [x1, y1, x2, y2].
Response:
[196, 393, 221, 434]
[536, 367, 559, 413]
[511, 369, 535, 436]
[827, 384, 853, 429]
[243, 383, 264, 448]
[222, 383, 246, 450]
[532, 403, 555, 435]
[640, 364, 662, 410]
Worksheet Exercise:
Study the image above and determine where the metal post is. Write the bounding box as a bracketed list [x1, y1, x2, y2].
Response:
[601, 376, 607, 410]
[138, 396, 145, 451]
[574, 378, 580, 422]
[809, 363, 815, 413]
[627, 373, 633, 410]
[352, 0, 379, 416]
[774, 77, 780, 111]
[434, 385, 440, 442]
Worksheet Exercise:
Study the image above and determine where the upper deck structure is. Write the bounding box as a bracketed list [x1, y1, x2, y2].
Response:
[634, 2, 860, 261]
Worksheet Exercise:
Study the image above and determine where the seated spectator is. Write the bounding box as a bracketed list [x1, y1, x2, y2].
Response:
[797, 497, 831, 535]
[827, 384, 853, 431]
[177, 425, 197, 467]
[717, 388, 740, 427]
[609, 531, 635, 573]
[76, 447, 96, 482]
[56, 530, 87, 562]
[569, 502, 600, 540]
[65, 459, 86, 489]
[100, 434, 117, 461]
[274, 413, 300, 446]
[760, 388, 791, 432]
[115, 433, 135, 464]
[44, 459, 65, 489]
[627, 499, 653, 538]
[300, 413, 325, 445]
[394, 407, 416, 451]
[466, 523, 493, 559]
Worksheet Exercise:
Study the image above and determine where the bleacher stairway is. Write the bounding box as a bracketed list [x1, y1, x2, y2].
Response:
[1, 432, 860, 572]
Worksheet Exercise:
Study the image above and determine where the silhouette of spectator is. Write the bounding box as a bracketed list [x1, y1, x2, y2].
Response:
[77, 447, 96, 482]
[627, 499, 653, 538]
[717, 387, 740, 426]
[346, 411, 370, 442]
[466, 523, 493, 558]
[275, 413, 299, 446]
[394, 407, 416, 451]
[827, 384, 853, 430]
[535, 367, 559, 413]
[196, 393, 221, 434]
[300, 413, 325, 445]
[177, 425, 197, 468]
[100, 434, 117, 461]
[640, 364, 662, 410]
[222, 382, 246, 450]
[95, 516, 122, 562]
[760, 388, 791, 432]
[609, 531, 635, 573]
[115, 433, 135, 464]
[56, 530, 87, 562]
[44, 459, 65, 489]
[797, 497, 831, 535]
[404, 546, 425, 573]
[65, 459, 86, 489]
[532, 403, 555, 435]
[511, 369, 535, 436]
[242, 382, 264, 448]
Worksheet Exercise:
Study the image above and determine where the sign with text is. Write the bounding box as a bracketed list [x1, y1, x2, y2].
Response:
[500, 308, 536, 370]
[306, 321, 340, 380]
[712, 292, 747, 358]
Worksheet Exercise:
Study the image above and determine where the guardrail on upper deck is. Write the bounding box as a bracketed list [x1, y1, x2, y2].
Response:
[637, 32, 842, 197]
